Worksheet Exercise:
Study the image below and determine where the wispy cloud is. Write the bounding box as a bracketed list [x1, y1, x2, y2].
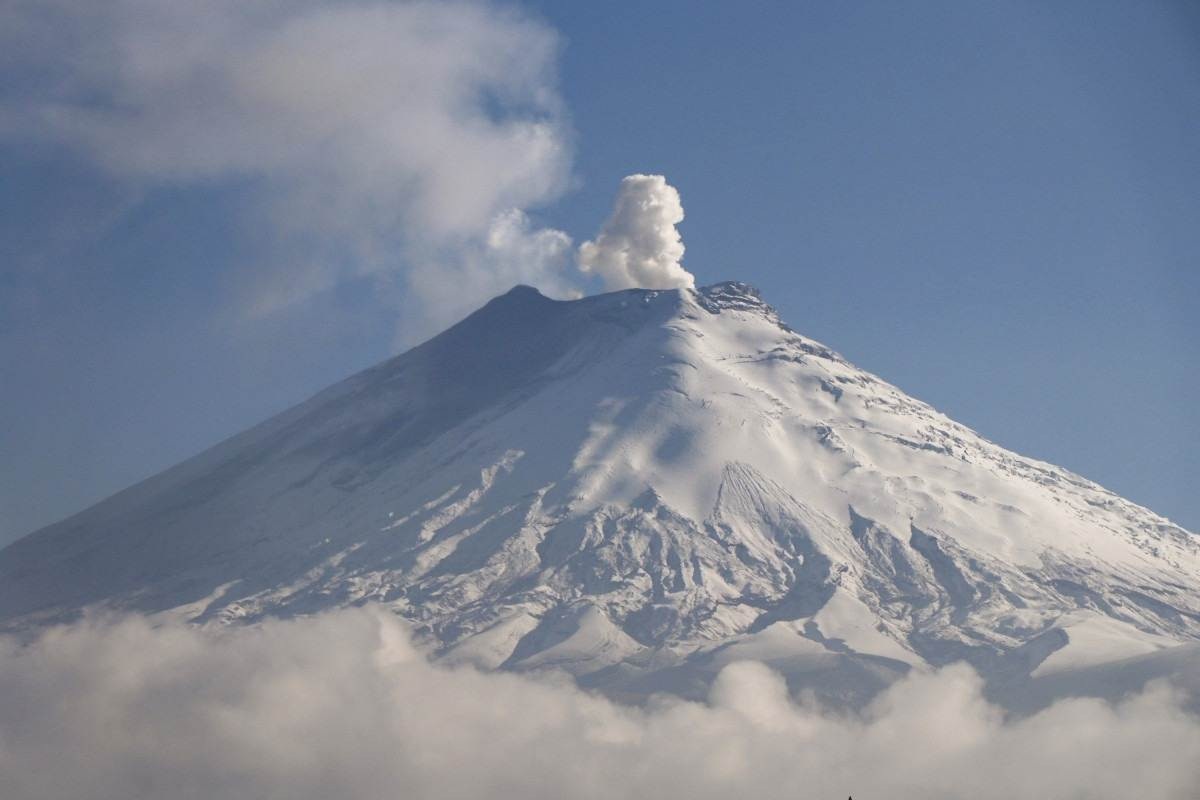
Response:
[1, 607, 1197, 800]
[0, 0, 710, 345]
[0, 0, 577, 338]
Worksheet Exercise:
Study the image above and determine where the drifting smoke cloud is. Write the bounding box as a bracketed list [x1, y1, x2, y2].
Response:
[1, 607, 1198, 800]
[579, 174, 696, 290]
[0, 0, 576, 337]
[0, 1, 701, 338]
[402, 208, 581, 338]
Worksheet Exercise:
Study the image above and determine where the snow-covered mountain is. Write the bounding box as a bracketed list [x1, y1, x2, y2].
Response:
[3, 282, 1197, 707]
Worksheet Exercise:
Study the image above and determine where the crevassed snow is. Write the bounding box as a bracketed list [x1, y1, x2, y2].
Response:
[1, 281, 1197, 709]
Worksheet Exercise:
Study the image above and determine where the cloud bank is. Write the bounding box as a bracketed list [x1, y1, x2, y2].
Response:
[579, 174, 695, 290]
[1, 607, 1198, 800]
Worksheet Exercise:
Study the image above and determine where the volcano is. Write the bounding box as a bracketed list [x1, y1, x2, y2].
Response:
[3, 282, 1197, 708]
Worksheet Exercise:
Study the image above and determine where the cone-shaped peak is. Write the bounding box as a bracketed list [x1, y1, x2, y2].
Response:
[2, 275, 1196, 711]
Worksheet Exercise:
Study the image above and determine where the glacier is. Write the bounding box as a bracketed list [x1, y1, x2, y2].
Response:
[2, 281, 1197, 709]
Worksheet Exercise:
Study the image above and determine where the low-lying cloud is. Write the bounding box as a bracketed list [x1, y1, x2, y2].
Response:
[1, 607, 1197, 800]
[579, 174, 695, 290]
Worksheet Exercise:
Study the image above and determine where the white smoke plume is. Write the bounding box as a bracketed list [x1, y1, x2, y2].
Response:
[0, 1, 706, 335]
[579, 174, 696, 291]
[0, 0, 576, 337]
[1, 607, 1198, 800]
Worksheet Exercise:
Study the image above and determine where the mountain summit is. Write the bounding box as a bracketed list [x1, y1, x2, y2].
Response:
[3, 283, 1197, 707]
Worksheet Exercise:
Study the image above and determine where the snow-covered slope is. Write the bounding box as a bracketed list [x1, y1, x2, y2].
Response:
[2, 283, 1197, 707]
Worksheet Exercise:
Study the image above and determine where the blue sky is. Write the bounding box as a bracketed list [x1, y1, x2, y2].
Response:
[1, 0, 1196, 545]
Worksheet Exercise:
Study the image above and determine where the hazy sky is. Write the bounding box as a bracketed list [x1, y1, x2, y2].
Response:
[1, 0, 1197, 545]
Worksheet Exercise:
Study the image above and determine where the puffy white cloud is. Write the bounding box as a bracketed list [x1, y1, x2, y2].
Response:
[0, 0, 577, 335]
[578, 174, 695, 291]
[1, 607, 1198, 800]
